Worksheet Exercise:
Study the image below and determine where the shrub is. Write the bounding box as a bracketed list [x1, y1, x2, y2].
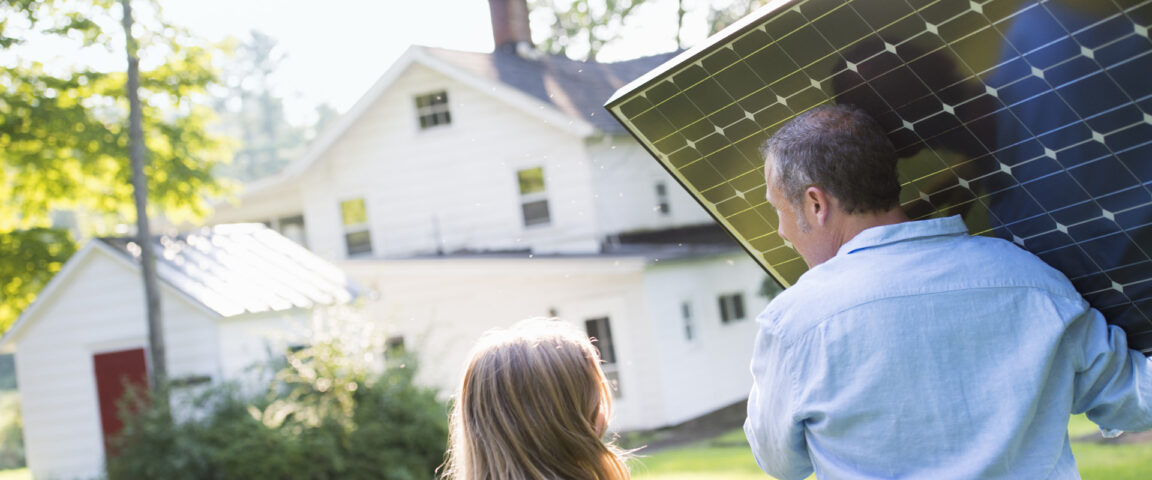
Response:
[107, 316, 447, 480]
[0, 392, 24, 469]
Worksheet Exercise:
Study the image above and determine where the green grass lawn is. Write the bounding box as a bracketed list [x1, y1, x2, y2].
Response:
[0, 469, 28, 480]
[2, 416, 1147, 480]
[1068, 414, 1152, 480]
[629, 429, 793, 480]
[630, 416, 1152, 480]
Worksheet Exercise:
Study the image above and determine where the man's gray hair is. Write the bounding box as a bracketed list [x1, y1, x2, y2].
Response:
[761, 104, 901, 214]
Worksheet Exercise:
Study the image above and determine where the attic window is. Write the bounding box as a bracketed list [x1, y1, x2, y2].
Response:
[415, 91, 451, 129]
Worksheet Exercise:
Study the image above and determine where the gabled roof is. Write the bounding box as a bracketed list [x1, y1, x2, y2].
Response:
[0, 224, 358, 352]
[243, 45, 677, 197]
[424, 45, 679, 134]
[98, 224, 357, 317]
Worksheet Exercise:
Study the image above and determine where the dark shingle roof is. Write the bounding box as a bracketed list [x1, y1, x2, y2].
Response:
[424, 45, 679, 134]
[100, 224, 357, 317]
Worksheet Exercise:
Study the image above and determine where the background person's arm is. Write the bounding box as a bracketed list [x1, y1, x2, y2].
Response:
[745, 326, 813, 480]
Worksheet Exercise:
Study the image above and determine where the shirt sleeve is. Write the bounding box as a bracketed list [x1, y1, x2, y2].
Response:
[1064, 297, 1152, 432]
[745, 323, 813, 480]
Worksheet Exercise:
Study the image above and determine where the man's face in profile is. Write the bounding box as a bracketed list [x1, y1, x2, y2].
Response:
[765, 156, 817, 267]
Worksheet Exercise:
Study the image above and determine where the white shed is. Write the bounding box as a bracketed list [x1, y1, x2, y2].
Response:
[0, 224, 357, 480]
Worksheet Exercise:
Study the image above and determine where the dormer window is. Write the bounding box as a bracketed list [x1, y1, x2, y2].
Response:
[415, 91, 451, 129]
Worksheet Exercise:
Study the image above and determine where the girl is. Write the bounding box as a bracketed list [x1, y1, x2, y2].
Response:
[440, 318, 631, 480]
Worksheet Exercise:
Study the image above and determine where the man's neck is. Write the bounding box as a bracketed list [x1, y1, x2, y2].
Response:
[832, 207, 910, 252]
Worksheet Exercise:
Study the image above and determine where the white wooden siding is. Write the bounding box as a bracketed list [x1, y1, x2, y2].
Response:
[215, 61, 604, 260]
[339, 253, 760, 432]
[13, 247, 220, 480]
[641, 252, 768, 426]
[216, 310, 311, 384]
[338, 256, 682, 431]
[208, 180, 303, 226]
[585, 136, 714, 235]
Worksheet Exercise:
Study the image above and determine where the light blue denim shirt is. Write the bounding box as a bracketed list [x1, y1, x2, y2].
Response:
[744, 216, 1152, 479]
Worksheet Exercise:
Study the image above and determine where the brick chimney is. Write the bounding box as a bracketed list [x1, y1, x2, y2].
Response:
[489, 0, 534, 50]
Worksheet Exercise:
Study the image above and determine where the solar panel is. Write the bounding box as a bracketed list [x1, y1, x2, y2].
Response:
[605, 0, 1152, 354]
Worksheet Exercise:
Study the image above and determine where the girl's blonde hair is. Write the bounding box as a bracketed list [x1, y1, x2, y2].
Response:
[440, 318, 630, 480]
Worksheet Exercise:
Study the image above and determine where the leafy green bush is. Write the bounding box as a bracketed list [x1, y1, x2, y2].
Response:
[0, 392, 24, 469]
[107, 334, 447, 479]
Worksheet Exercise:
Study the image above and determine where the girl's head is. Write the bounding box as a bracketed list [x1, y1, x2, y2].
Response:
[441, 318, 629, 480]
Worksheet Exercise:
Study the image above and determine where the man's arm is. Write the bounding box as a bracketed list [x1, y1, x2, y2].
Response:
[1065, 297, 1152, 432]
[745, 325, 813, 480]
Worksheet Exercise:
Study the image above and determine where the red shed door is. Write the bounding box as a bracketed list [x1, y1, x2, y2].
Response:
[93, 348, 148, 453]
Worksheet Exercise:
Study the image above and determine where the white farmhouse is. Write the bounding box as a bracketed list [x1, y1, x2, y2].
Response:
[0, 224, 357, 480]
[209, 0, 773, 432]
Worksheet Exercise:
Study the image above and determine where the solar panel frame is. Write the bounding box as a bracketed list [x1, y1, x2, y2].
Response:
[605, 0, 1152, 354]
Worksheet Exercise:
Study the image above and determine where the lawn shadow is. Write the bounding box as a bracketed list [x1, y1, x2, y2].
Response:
[618, 400, 748, 454]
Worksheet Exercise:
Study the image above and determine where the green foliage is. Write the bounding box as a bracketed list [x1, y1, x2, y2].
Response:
[0, 0, 232, 334]
[706, 0, 769, 36]
[1, 0, 230, 229]
[530, 0, 647, 61]
[107, 339, 448, 479]
[758, 276, 781, 299]
[0, 392, 24, 470]
[0, 229, 77, 333]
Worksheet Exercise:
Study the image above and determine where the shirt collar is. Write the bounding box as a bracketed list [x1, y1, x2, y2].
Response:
[836, 215, 970, 257]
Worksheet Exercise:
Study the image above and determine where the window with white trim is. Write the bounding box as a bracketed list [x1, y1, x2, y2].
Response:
[655, 182, 671, 215]
[255, 214, 307, 247]
[681, 301, 696, 341]
[718, 292, 746, 324]
[414, 91, 451, 129]
[277, 214, 307, 247]
[585, 317, 621, 398]
[517, 166, 550, 227]
[340, 198, 372, 256]
[384, 336, 406, 367]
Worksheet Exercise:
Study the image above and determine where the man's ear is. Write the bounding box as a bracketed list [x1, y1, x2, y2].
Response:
[805, 186, 833, 227]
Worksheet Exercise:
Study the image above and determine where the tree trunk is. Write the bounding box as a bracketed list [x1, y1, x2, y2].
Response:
[121, 0, 167, 390]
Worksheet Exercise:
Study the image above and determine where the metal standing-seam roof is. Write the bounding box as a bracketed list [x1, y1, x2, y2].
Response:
[99, 224, 357, 317]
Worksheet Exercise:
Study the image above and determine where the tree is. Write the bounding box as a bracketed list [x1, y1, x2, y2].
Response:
[212, 31, 307, 182]
[0, 0, 230, 333]
[675, 0, 688, 49]
[121, 0, 166, 387]
[707, 0, 767, 35]
[0, 229, 77, 333]
[529, 0, 648, 61]
[310, 103, 339, 140]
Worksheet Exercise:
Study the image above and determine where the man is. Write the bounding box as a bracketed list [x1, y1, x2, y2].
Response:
[744, 104, 1152, 479]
